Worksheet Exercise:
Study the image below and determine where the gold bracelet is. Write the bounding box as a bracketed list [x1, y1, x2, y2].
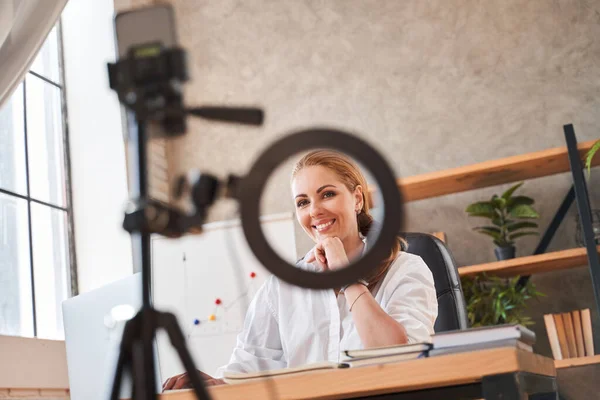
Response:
[349, 291, 368, 312]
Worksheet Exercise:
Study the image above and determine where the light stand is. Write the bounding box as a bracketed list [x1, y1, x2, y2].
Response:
[106, 43, 264, 400]
[107, 116, 208, 400]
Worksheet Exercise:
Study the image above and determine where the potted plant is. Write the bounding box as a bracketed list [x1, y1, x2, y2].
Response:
[580, 140, 600, 245]
[585, 140, 600, 175]
[465, 182, 540, 261]
[461, 273, 544, 327]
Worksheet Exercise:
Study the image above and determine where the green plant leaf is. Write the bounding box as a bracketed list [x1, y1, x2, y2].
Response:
[502, 182, 524, 200]
[492, 196, 507, 210]
[509, 231, 540, 240]
[474, 226, 501, 233]
[507, 196, 535, 208]
[585, 140, 600, 176]
[509, 204, 540, 219]
[474, 228, 503, 241]
[468, 212, 497, 219]
[506, 221, 538, 232]
[466, 202, 495, 215]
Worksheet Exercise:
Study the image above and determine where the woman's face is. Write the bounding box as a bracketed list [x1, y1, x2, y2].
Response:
[292, 165, 363, 244]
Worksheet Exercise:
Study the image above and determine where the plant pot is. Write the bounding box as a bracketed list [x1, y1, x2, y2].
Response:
[494, 246, 515, 261]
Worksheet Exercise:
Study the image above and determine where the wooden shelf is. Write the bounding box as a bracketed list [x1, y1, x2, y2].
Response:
[459, 246, 600, 278]
[392, 140, 599, 202]
[555, 355, 600, 369]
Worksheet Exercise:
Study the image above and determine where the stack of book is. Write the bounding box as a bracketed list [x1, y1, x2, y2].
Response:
[222, 324, 537, 383]
[543, 309, 594, 360]
[340, 325, 535, 366]
[341, 342, 431, 367]
[428, 324, 535, 356]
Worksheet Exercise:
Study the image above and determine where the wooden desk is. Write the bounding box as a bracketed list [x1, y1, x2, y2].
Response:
[160, 348, 557, 400]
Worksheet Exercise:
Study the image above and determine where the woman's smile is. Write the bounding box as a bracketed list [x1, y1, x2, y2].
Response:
[313, 218, 336, 233]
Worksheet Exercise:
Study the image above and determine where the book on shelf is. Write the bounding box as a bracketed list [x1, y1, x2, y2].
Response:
[552, 314, 570, 358]
[572, 310, 585, 358]
[581, 309, 595, 356]
[562, 312, 578, 357]
[222, 361, 347, 384]
[430, 324, 535, 350]
[543, 314, 563, 360]
[544, 309, 594, 360]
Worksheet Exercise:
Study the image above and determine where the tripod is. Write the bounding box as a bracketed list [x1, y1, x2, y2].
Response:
[109, 115, 211, 400]
[105, 31, 264, 398]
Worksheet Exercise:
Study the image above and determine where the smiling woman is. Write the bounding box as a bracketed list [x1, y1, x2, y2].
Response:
[162, 150, 438, 391]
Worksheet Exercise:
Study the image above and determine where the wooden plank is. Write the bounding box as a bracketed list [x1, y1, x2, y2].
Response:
[458, 246, 600, 278]
[393, 140, 599, 202]
[159, 348, 554, 400]
[555, 355, 600, 369]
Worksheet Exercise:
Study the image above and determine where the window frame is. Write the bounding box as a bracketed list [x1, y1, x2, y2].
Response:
[0, 20, 78, 338]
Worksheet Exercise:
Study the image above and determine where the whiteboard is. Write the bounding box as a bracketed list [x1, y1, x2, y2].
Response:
[151, 213, 297, 379]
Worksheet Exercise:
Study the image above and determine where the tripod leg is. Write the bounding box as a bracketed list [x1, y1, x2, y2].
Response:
[110, 316, 138, 400]
[141, 309, 158, 399]
[132, 340, 152, 400]
[159, 312, 212, 400]
[109, 341, 129, 400]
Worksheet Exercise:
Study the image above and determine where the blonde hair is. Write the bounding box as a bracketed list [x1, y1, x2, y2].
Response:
[291, 150, 404, 290]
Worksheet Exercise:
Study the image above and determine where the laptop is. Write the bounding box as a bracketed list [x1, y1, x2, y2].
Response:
[62, 273, 162, 400]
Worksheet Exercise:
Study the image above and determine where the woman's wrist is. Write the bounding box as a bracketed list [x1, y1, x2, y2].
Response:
[340, 279, 368, 294]
[344, 283, 369, 302]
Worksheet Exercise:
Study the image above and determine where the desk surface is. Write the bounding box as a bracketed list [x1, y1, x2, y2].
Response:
[160, 348, 555, 400]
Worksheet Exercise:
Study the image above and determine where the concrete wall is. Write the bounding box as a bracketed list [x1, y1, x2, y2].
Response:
[113, 0, 600, 357]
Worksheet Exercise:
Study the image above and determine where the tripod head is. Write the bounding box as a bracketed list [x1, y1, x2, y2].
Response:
[107, 40, 262, 238]
[108, 42, 264, 135]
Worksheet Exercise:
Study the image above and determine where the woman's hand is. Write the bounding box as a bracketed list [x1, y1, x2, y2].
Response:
[305, 237, 349, 271]
[162, 370, 225, 391]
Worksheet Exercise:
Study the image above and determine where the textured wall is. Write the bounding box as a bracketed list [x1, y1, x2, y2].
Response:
[114, 0, 600, 357]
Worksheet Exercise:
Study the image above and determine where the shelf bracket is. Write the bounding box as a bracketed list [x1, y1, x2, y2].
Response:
[564, 124, 600, 338]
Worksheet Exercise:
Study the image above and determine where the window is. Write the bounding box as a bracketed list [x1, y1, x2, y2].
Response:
[0, 24, 76, 340]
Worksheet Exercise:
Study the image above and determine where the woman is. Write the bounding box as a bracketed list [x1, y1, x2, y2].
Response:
[163, 150, 438, 390]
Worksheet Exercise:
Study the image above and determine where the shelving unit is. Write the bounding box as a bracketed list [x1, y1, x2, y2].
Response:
[372, 125, 600, 352]
[375, 130, 599, 292]
[459, 246, 600, 278]
[394, 139, 600, 202]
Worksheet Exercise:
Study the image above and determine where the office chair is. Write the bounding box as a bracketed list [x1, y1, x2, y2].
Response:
[402, 232, 469, 332]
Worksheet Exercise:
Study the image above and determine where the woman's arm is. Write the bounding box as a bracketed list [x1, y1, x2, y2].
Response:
[344, 284, 408, 348]
[345, 254, 437, 348]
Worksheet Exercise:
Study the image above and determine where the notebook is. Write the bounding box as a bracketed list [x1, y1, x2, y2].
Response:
[431, 324, 536, 349]
[344, 351, 428, 368]
[222, 362, 348, 384]
[342, 342, 432, 359]
[429, 338, 532, 357]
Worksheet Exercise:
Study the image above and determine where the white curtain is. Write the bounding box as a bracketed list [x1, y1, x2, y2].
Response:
[0, 0, 68, 107]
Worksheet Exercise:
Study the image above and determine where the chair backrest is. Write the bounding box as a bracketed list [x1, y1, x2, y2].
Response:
[403, 232, 469, 332]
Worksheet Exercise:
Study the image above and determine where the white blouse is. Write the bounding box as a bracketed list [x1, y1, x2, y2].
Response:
[214, 250, 438, 378]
